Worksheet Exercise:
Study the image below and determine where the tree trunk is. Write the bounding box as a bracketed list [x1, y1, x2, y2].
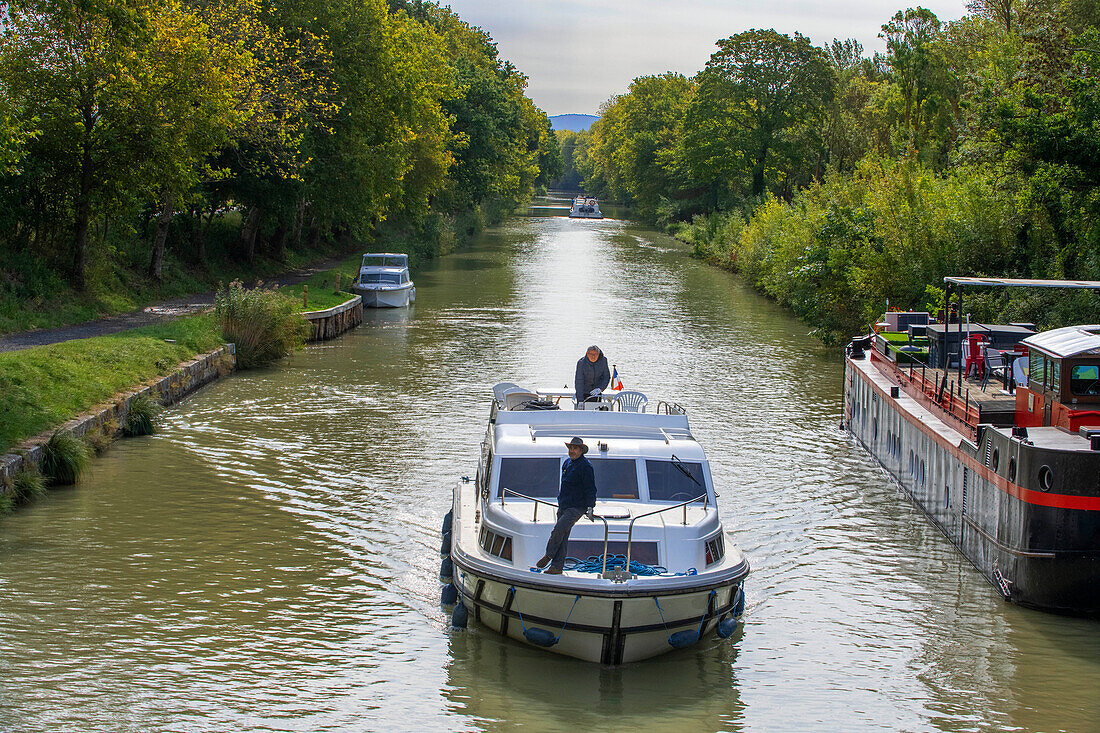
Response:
[72, 117, 94, 292]
[270, 220, 288, 261]
[149, 191, 174, 281]
[751, 135, 770, 197]
[241, 206, 262, 262]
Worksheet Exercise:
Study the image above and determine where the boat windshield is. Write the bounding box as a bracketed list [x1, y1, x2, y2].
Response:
[590, 458, 638, 499]
[498, 457, 559, 498]
[645, 459, 706, 502]
[363, 255, 407, 267]
[1070, 364, 1100, 395]
[497, 456, 640, 500]
[361, 273, 403, 285]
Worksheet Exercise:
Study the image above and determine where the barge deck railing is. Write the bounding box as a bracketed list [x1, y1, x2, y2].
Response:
[870, 349, 979, 441]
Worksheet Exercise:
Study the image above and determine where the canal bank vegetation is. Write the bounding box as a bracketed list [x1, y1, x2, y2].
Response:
[0, 0, 560, 335]
[571, 2, 1100, 344]
[215, 281, 310, 368]
[0, 315, 223, 453]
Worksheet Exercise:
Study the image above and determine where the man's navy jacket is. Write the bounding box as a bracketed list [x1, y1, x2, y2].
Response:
[559, 455, 597, 510]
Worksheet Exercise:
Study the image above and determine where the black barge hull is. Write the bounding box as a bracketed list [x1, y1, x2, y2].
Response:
[845, 356, 1100, 616]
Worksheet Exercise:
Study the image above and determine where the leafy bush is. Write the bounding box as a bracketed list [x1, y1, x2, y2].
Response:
[123, 394, 162, 437]
[215, 280, 310, 369]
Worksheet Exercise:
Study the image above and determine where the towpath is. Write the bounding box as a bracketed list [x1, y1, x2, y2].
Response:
[0, 254, 351, 353]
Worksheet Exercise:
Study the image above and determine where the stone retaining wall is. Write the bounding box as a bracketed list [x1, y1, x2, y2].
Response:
[0, 344, 236, 496]
[303, 295, 363, 342]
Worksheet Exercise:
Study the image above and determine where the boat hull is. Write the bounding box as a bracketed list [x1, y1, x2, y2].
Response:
[451, 558, 745, 664]
[353, 284, 414, 308]
[844, 355, 1100, 616]
[568, 212, 603, 219]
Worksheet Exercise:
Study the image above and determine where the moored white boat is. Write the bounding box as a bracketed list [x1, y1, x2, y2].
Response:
[441, 384, 749, 664]
[352, 253, 415, 308]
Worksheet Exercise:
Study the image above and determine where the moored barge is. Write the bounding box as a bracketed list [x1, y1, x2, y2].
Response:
[844, 277, 1100, 615]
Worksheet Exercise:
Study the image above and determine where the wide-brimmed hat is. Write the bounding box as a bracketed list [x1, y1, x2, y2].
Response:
[564, 436, 589, 454]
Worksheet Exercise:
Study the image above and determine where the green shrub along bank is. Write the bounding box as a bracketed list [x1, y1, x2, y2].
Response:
[566, 3, 1100, 343]
[41, 431, 90, 486]
[215, 282, 311, 369]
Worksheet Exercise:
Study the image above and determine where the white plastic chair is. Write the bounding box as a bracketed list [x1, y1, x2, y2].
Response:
[492, 382, 525, 403]
[613, 390, 649, 413]
[504, 391, 540, 410]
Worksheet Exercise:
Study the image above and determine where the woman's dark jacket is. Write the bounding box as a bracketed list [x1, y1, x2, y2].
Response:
[574, 350, 610, 403]
[559, 455, 597, 510]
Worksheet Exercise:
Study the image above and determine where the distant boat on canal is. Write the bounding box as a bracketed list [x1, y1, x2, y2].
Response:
[352, 253, 415, 308]
[569, 196, 603, 219]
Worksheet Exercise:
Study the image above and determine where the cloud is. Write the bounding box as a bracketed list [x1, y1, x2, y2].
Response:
[441, 0, 969, 115]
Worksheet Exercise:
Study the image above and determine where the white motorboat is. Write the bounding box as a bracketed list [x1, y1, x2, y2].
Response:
[352, 253, 415, 308]
[440, 384, 749, 664]
[568, 196, 603, 219]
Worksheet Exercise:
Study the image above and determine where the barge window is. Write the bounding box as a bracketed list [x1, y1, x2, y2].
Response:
[1030, 352, 1047, 390]
[497, 457, 559, 498]
[1051, 358, 1061, 393]
[589, 458, 639, 499]
[1070, 364, 1100, 396]
[646, 460, 707, 502]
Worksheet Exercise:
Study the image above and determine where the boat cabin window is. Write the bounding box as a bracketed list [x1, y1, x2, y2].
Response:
[1070, 363, 1100, 396]
[645, 459, 707, 502]
[588, 458, 639, 500]
[1030, 352, 1047, 390]
[1050, 358, 1062, 393]
[360, 273, 403, 285]
[497, 457, 559, 498]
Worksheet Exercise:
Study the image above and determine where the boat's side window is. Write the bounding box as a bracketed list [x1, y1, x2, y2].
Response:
[1070, 364, 1100, 396]
[1030, 352, 1047, 390]
[589, 458, 639, 499]
[496, 457, 559, 498]
[645, 460, 707, 502]
[705, 534, 724, 566]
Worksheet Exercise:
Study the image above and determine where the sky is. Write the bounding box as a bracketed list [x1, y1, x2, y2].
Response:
[440, 0, 971, 116]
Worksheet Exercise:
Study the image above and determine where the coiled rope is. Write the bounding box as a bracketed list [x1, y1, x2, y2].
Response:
[562, 554, 697, 577]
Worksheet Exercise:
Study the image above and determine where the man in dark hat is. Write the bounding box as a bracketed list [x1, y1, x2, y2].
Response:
[574, 345, 610, 408]
[536, 437, 598, 574]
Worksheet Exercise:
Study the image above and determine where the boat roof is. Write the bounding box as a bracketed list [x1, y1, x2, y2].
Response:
[1022, 325, 1100, 358]
[944, 276, 1100, 289]
[492, 410, 706, 461]
[363, 252, 407, 258]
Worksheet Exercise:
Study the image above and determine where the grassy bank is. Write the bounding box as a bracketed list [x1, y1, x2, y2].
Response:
[0, 315, 224, 453]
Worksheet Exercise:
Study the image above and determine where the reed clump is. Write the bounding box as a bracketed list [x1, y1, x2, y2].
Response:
[215, 280, 310, 369]
[41, 430, 90, 485]
[123, 394, 162, 436]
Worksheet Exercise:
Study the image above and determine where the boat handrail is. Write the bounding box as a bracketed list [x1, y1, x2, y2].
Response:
[499, 487, 710, 581]
[615, 492, 709, 577]
[500, 488, 558, 522]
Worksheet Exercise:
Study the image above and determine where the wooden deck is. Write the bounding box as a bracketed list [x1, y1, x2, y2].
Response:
[870, 350, 1018, 435]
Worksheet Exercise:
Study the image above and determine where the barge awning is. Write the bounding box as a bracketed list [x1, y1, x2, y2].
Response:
[944, 276, 1100, 289]
[1022, 325, 1100, 359]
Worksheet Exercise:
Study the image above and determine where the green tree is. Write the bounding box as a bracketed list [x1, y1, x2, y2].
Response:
[686, 29, 834, 199]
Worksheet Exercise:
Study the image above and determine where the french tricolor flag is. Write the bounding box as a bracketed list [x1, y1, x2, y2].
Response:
[611, 365, 623, 391]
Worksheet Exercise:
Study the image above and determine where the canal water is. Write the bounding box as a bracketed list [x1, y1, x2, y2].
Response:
[2, 198, 1098, 732]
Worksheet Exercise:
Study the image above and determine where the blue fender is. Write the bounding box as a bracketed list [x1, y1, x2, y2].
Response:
[668, 629, 700, 648]
[451, 601, 468, 628]
[733, 586, 745, 617]
[441, 582, 458, 606]
[440, 530, 451, 557]
[717, 616, 739, 638]
[439, 556, 453, 582]
[442, 510, 453, 534]
[523, 628, 559, 647]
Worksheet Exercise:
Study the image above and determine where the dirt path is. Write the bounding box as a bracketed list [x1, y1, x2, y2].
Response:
[0, 254, 352, 353]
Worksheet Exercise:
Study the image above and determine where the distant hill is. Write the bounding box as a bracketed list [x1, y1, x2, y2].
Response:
[550, 114, 599, 132]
